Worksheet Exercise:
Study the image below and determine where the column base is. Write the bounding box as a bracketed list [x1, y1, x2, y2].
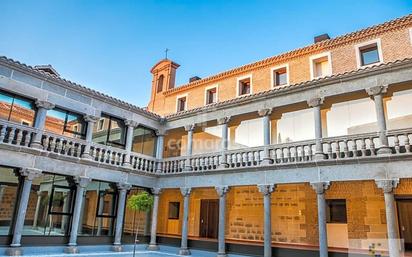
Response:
[314, 153, 327, 160]
[216, 252, 227, 257]
[183, 166, 193, 172]
[147, 244, 160, 251]
[111, 244, 123, 252]
[260, 158, 273, 165]
[178, 248, 191, 255]
[377, 146, 392, 156]
[81, 153, 93, 160]
[30, 142, 43, 150]
[64, 246, 80, 254]
[5, 247, 23, 256]
[218, 163, 229, 169]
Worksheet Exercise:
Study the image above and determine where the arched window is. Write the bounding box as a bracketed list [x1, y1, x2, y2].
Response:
[157, 75, 164, 93]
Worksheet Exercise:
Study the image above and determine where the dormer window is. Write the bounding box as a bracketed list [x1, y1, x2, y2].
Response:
[177, 95, 187, 112]
[310, 52, 332, 79]
[237, 76, 252, 96]
[355, 39, 383, 68]
[271, 65, 289, 87]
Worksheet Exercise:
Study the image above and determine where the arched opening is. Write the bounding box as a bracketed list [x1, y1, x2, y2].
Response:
[157, 74, 164, 93]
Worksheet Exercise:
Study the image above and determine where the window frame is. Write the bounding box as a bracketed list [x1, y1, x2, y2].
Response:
[355, 38, 383, 68]
[168, 201, 180, 220]
[46, 107, 87, 139]
[176, 94, 188, 112]
[101, 114, 127, 148]
[156, 74, 164, 93]
[271, 64, 289, 88]
[131, 125, 158, 156]
[309, 52, 332, 80]
[0, 90, 36, 126]
[204, 84, 219, 105]
[326, 199, 348, 224]
[236, 75, 253, 97]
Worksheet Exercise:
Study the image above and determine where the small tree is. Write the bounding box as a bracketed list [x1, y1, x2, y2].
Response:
[127, 191, 154, 256]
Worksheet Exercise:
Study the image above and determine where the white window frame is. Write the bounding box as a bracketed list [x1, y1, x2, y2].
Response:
[176, 93, 188, 112]
[355, 38, 383, 68]
[236, 74, 253, 97]
[271, 64, 289, 88]
[204, 84, 219, 105]
[97, 118, 105, 132]
[309, 52, 332, 80]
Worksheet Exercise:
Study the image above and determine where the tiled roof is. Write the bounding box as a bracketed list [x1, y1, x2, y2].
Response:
[0, 56, 161, 120]
[164, 13, 412, 96]
[164, 58, 412, 119]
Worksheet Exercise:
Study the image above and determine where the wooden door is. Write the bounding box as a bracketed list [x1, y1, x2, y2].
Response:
[199, 199, 219, 239]
[398, 200, 412, 250]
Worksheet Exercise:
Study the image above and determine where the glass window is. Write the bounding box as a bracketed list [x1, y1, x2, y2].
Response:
[276, 109, 315, 143]
[23, 173, 75, 236]
[313, 56, 329, 78]
[168, 202, 180, 219]
[191, 125, 222, 154]
[92, 114, 126, 149]
[45, 108, 87, 139]
[177, 97, 186, 112]
[274, 67, 287, 86]
[131, 126, 157, 157]
[0, 90, 36, 126]
[123, 188, 150, 238]
[0, 167, 19, 236]
[385, 89, 412, 130]
[230, 118, 263, 149]
[206, 88, 217, 104]
[238, 77, 251, 96]
[80, 181, 118, 236]
[326, 199, 347, 223]
[326, 98, 377, 137]
[360, 44, 380, 66]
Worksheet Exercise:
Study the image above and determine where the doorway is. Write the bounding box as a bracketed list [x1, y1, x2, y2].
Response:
[199, 199, 219, 239]
[397, 199, 412, 250]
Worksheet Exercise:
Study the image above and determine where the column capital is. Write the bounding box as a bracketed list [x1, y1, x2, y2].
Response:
[215, 186, 230, 197]
[310, 181, 330, 194]
[180, 187, 192, 197]
[258, 108, 272, 117]
[257, 184, 276, 196]
[75, 176, 91, 188]
[20, 168, 42, 180]
[184, 124, 195, 132]
[84, 115, 100, 123]
[217, 116, 231, 125]
[366, 85, 388, 97]
[375, 179, 399, 193]
[151, 187, 162, 196]
[35, 100, 55, 110]
[307, 97, 324, 108]
[155, 129, 167, 137]
[117, 182, 132, 191]
[125, 120, 139, 128]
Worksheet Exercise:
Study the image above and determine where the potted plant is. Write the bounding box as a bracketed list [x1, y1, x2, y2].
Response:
[127, 191, 154, 257]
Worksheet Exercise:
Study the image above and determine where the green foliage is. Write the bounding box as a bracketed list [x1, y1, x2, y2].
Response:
[127, 191, 154, 213]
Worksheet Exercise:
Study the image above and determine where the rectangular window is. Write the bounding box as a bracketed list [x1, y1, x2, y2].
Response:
[177, 97, 187, 112]
[92, 114, 126, 149]
[272, 66, 288, 87]
[360, 44, 380, 66]
[168, 202, 180, 219]
[310, 52, 331, 79]
[238, 77, 251, 96]
[45, 108, 87, 139]
[0, 90, 36, 126]
[131, 125, 158, 157]
[97, 119, 105, 131]
[326, 199, 347, 223]
[206, 87, 217, 105]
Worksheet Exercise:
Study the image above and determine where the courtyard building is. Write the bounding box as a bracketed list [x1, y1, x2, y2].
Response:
[1, 13, 412, 257]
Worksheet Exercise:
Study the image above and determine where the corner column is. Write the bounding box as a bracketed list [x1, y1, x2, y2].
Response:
[308, 98, 326, 160]
[6, 168, 42, 256]
[311, 182, 330, 257]
[155, 130, 166, 173]
[215, 186, 230, 257]
[257, 184, 275, 257]
[179, 187, 192, 255]
[65, 176, 91, 254]
[31, 100, 55, 149]
[147, 188, 162, 251]
[81, 115, 100, 159]
[217, 117, 231, 168]
[184, 124, 195, 171]
[124, 120, 139, 167]
[376, 179, 401, 257]
[112, 183, 132, 252]
[258, 109, 273, 165]
[366, 86, 391, 155]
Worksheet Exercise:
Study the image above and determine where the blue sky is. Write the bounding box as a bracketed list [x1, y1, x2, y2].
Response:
[1, 0, 411, 107]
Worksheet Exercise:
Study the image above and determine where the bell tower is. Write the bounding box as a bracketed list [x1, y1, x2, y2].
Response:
[147, 59, 180, 114]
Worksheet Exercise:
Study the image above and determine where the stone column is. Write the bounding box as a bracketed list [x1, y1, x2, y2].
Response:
[366, 85, 391, 155]
[311, 182, 330, 257]
[78, 191, 87, 234]
[6, 168, 42, 256]
[124, 120, 139, 167]
[112, 183, 132, 252]
[215, 186, 230, 257]
[217, 117, 231, 168]
[184, 124, 195, 171]
[32, 191, 42, 228]
[258, 109, 273, 165]
[308, 98, 326, 160]
[258, 184, 275, 257]
[31, 100, 55, 149]
[65, 176, 91, 254]
[376, 179, 401, 257]
[81, 115, 100, 159]
[147, 188, 162, 251]
[155, 130, 166, 173]
[179, 187, 192, 255]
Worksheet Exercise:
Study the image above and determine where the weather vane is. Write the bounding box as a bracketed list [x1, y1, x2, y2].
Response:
[165, 48, 170, 59]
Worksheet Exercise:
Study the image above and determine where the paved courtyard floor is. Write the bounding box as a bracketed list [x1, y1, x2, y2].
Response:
[0, 245, 250, 257]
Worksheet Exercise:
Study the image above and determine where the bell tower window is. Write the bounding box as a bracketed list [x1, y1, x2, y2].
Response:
[157, 75, 164, 93]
